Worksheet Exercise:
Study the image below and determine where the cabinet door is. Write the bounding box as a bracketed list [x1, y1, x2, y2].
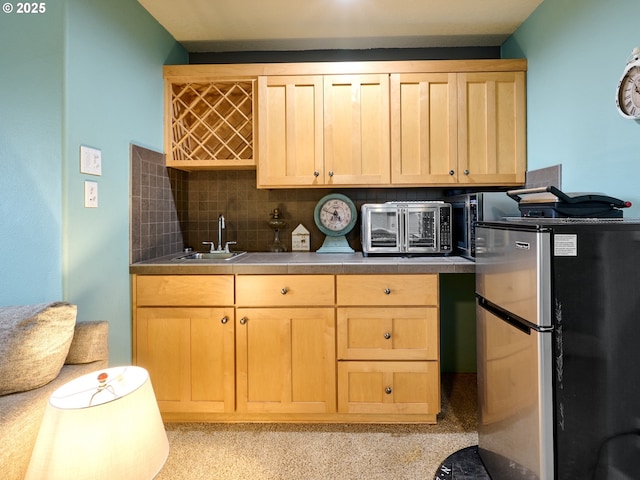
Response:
[236, 307, 336, 414]
[390, 73, 458, 185]
[337, 361, 440, 415]
[337, 307, 439, 361]
[323, 74, 390, 185]
[257, 75, 324, 187]
[136, 307, 235, 413]
[457, 71, 526, 185]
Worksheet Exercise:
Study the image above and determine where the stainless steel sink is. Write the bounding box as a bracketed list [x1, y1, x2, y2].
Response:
[174, 251, 246, 261]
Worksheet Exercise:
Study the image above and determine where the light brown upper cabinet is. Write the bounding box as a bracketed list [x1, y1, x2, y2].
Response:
[164, 60, 526, 185]
[164, 78, 256, 171]
[391, 71, 526, 186]
[323, 75, 390, 186]
[457, 71, 526, 186]
[390, 73, 458, 185]
[257, 74, 390, 188]
[257, 75, 324, 187]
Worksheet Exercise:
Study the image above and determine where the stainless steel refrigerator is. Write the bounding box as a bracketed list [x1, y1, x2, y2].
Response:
[475, 218, 640, 480]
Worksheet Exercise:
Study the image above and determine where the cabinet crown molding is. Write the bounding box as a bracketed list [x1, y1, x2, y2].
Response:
[163, 59, 527, 80]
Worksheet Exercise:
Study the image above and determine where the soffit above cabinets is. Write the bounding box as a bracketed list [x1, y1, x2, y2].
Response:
[137, 0, 544, 52]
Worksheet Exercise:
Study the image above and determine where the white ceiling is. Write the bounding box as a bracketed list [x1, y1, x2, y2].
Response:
[137, 0, 544, 53]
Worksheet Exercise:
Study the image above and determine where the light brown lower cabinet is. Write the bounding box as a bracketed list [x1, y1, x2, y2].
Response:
[133, 275, 236, 416]
[135, 307, 235, 414]
[235, 307, 336, 414]
[337, 361, 439, 416]
[132, 273, 440, 423]
[335, 304, 441, 418]
[335, 275, 441, 422]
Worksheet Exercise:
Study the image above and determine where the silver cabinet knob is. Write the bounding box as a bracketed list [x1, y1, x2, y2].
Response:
[221, 316, 229, 324]
[384, 332, 391, 340]
[240, 317, 248, 325]
[385, 387, 392, 395]
[328, 171, 334, 177]
[281, 287, 288, 295]
[314, 171, 320, 177]
[464, 169, 469, 175]
[384, 288, 391, 295]
[449, 170, 455, 175]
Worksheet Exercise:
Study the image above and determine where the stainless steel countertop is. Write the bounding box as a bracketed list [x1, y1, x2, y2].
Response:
[130, 252, 475, 275]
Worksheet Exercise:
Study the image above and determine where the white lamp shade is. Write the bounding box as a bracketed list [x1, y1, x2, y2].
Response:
[26, 366, 169, 480]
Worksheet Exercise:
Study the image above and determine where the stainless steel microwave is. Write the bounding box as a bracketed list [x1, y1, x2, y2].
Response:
[361, 202, 452, 256]
[450, 192, 520, 259]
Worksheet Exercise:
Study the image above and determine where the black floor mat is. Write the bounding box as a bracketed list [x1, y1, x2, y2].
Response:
[434, 446, 491, 479]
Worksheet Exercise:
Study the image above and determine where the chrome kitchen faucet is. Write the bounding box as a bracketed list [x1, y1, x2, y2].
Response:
[218, 214, 225, 250]
[202, 214, 236, 253]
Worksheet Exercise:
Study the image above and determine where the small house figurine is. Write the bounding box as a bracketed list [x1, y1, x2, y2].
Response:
[291, 224, 310, 252]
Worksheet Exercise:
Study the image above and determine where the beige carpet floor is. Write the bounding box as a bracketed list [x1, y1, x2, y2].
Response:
[156, 373, 478, 480]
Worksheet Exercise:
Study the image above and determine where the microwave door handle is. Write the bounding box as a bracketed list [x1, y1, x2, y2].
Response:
[363, 212, 372, 252]
[399, 208, 407, 252]
[396, 209, 402, 252]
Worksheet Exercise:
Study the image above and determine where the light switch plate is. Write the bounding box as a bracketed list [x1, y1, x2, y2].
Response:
[84, 181, 98, 208]
[80, 145, 102, 175]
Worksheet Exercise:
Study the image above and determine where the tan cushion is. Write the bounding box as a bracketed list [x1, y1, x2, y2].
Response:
[65, 320, 109, 364]
[0, 302, 77, 396]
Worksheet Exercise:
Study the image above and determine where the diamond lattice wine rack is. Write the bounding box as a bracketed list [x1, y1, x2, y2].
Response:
[166, 80, 256, 170]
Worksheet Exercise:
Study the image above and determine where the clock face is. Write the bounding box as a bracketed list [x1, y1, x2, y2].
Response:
[320, 198, 352, 231]
[617, 64, 640, 118]
[314, 194, 357, 237]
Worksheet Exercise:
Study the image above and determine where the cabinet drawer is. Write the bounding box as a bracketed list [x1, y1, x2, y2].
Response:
[337, 361, 440, 415]
[337, 307, 438, 360]
[236, 275, 334, 306]
[135, 275, 234, 306]
[336, 274, 438, 306]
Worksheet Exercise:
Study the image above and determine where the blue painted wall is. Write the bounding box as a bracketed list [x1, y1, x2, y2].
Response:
[503, 0, 640, 215]
[0, 4, 64, 303]
[0, 0, 187, 365]
[63, 0, 186, 364]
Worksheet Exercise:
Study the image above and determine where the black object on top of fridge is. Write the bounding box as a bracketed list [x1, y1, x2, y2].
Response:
[506, 186, 631, 218]
[475, 218, 640, 480]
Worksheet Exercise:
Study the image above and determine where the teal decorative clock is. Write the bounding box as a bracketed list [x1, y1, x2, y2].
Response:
[313, 193, 357, 253]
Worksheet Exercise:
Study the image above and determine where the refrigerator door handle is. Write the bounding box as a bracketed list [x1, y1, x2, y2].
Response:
[477, 296, 553, 333]
[477, 296, 531, 334]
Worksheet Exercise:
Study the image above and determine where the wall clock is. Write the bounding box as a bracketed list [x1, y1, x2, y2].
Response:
[616, 47, 640, 119]
[313, 193, 357, 253]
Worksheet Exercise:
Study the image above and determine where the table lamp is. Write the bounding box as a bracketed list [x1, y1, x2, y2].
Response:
[25, 366, 169, 480]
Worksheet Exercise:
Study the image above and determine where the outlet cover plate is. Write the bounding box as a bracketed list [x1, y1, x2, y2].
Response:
[84, 181, 98, 208]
